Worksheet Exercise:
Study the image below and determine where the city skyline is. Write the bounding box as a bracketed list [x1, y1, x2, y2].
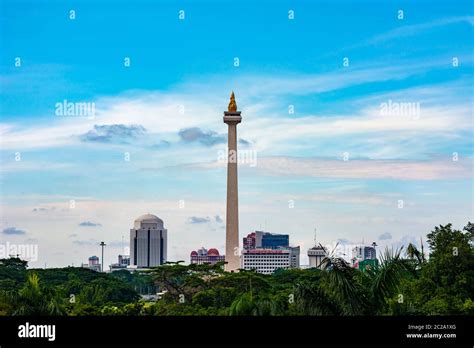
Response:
[1, 1, 473, 269]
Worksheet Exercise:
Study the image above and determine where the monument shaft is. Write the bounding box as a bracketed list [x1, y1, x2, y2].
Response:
[223, 96, 241, 272]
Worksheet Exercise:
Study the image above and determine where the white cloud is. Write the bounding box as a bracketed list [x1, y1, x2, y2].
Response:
[253, 156, 471, 180]
[2, 60, 470, 156]
[365, 16, 474, 46]
[187, 155, 471, 181]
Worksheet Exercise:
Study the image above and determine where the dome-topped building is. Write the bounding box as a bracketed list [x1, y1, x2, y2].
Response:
[190, 247, 225, 265]
[207, 248, 220, 256]
[130, 213, 167, 268]
[133, 213, 164, 229]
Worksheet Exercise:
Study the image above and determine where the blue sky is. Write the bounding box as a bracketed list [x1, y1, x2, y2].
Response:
[0, 0, 473, 268]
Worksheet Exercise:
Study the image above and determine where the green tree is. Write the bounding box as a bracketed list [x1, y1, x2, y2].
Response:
[7, 273, 66, 315]
[319, 256, 366, 315]
[0, 257, 27, 271]
[150, 261, 224, 302]
[361, 248, 412, 315]
[293, 282, 342, 315]
[415, 223, 474, 314]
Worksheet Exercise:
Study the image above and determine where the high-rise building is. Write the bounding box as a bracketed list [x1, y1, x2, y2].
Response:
[82, 255, 101, 272]
[243, 231, 289, 250]
[190, 247, 225, 265]
[262, 232, 289, 249]
[243, 232, 258, 249]
[118, 254, 130, 266]
[224, 92, 242, 272]
[351, 246, 377, 268]
[352, 246, 376, 261]
[308, 244, 327, 268]
[109, 254, 131, 272]
[89, 255, 99, 265]
[130, 214, 167, 268]
[288, 246, 300, 268]
[241, 231, 299, 274]
[307, 229, 328, 269]
[241, 246, 300, 275]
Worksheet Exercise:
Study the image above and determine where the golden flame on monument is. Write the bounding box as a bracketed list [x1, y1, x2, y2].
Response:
[228, 91, 237, 112]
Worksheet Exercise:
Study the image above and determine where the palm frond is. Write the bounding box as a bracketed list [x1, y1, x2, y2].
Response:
[369, 247, 408, 311]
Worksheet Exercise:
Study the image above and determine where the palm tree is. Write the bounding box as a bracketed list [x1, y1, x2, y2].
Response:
[359, 247, 410, 314]
[406, 243, 424, 269]
[293, 248, 410, 316]
[8, 273, 66, 315]
[293, 282, 342, 315]
[319, 256, 366, 315]
[228, 292, 255, 315]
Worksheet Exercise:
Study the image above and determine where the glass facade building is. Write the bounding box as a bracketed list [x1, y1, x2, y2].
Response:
[261, 233, 289, 249]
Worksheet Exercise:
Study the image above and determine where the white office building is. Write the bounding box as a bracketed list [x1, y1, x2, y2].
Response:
[308, 244, 328, 268]
[241, 247, 300, 275]
[109, 254, 131, 272]
[130, 214, 167, 268]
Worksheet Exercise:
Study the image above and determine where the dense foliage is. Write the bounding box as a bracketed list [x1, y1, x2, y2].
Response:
[0, 222, 472, 316]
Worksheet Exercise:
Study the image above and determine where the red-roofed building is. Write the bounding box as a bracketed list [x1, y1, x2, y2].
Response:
[190, 247, 225, 265]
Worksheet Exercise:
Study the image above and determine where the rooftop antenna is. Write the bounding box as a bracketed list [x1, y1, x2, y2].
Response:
[314, 228, 317, 247]
[420, 236, 425, 262]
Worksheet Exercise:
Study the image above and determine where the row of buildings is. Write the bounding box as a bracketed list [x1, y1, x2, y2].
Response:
[189, 231, 378, 274]
[82, 214, 378, 275]
[190, 231, 300, 275]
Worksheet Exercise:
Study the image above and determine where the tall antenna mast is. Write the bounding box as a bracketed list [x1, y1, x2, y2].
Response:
[420, 236, 425, 262]
[99, 241, 106, 272]
[314, 228, 317, 247]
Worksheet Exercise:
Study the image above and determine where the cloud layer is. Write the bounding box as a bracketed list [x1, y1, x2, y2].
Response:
[178, 127, 225, 146]
[254, 156, 472, 181]
[78, 221, 102, 227]
[2, 227, 26, 235]
[80, 124, 146, 144]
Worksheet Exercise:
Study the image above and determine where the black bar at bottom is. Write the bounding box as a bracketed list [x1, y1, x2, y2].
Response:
[0, 316, 472, 346]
